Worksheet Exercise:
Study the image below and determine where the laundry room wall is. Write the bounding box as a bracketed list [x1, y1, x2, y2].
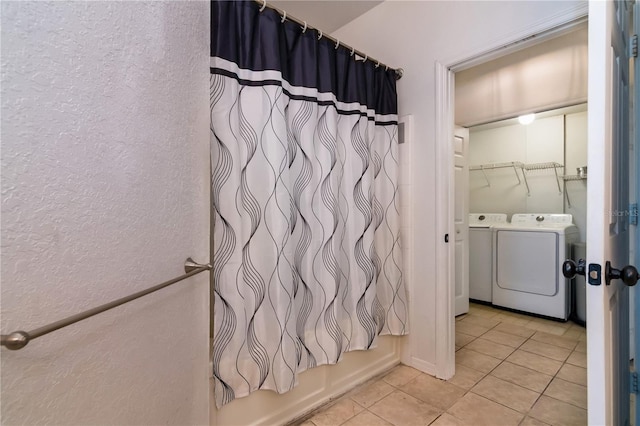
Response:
[564, 110, 588, 242]
[469, 114, 564, 216]
[468, 106, 588, 242]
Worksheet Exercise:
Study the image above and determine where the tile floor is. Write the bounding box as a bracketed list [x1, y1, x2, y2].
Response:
[293, 303, 587, 426]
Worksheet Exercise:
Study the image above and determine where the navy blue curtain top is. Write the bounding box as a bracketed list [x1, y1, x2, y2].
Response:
[211, 0, 398, 117]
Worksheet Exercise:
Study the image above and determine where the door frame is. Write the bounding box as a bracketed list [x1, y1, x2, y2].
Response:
[433, 5, 588, 379]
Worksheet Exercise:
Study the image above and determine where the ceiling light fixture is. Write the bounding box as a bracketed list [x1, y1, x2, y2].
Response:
[518, 113, 536, 125]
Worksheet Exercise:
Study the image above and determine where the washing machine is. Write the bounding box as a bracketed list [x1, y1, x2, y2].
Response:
[469, 213, 508, 303]
[492, 214, 579, 320]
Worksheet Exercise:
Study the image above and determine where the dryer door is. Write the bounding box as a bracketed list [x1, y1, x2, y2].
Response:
[495, 230, 558, 296]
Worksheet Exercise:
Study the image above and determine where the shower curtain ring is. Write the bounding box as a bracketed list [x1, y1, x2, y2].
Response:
[385, 65, 389, 71]
[363, 55, 368, 62]
[280, 10, 286, 23]
[350, 47, 355, 56]
[301, 21, 307, 33]
[259, 0, 267, 12]
[335, 39, 340, 50]
[317, 30, 323, 40]
[375, 61, 380, 68]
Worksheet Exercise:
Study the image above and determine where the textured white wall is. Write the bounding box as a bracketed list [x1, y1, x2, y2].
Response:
[1, 2, 210, 424]
[333, 0, 587, 373]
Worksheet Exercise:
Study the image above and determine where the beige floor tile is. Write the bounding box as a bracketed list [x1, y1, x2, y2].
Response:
[566, 350, 587, 368]
[382, 365, 422, 387]
[465, 338, 515, 360]
[369, 391, 441, 426]
[498, 313, 533, 327]
[456, 322, 490, 337]
[556, 363, 587, 387]
[403, 374, 466, 410]
[447, 365, 486, 390]
[528, 395, 587, 426]
[455, 348, 501, 373]
[341, 410, 392, 426]
[543, 377, 587, 409]
[468, 306, 499, 319]
[350, 379, 395, 408]
[490, 361, 553, 393]
[471, 375, 540, 413]
[506, 350, 563, 376]
[578, 331, 587, 341]
[561, 328, 584, 340]
[530, 331, 579, 350]
[459, 314, 500, 329]
[574, 340, 587, 353]
[308, 399, 364, 426]
[446, 393, 523, 426]
[493, 322, 536, 338]
[519, 416, 551, 426]
[497, 310, 532, 321]
[429, 413, 467, 426]
[528, 317, 570, 329]
[481, 329, 528, 348]
[455, 332, 475, 348]
[532, 323, 570, 336]
[520, 339, 572, 362]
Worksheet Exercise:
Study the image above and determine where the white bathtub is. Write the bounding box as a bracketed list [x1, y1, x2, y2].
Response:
[209, 335, 402, 425]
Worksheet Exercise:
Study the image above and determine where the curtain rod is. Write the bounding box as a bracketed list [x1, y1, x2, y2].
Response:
[254, 0, 403, 80]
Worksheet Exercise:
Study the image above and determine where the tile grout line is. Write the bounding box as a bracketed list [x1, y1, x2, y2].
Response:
[454, 307, 587, 424]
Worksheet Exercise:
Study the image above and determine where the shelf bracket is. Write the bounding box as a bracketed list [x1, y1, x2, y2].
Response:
[480, 165, 490, 187]
[553, 165, 562, 194]
[512, 163, 521, 184]
[521, 169, 531, 196]
[565, 181, 572, 208]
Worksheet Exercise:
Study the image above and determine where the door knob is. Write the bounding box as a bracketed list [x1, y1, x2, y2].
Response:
[562, 259, 586, 279]
[605, 261, 640, 286]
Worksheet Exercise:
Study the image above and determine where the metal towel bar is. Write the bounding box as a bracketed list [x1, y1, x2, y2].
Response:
[1, 258, 211, 351]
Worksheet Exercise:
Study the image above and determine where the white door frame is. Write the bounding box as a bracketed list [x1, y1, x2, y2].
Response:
[433, 5, 588, 379]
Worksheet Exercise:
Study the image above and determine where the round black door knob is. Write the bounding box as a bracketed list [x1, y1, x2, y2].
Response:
[563, 260, 577, 278]
[620, 265, 639, 287]
[605, 262, 640, 286]
[562, 259, 585, 279]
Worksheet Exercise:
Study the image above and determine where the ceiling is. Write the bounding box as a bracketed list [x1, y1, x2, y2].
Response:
[269, 1, 383, 33]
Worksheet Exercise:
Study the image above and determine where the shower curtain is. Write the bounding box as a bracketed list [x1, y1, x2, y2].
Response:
[210, 0, 408, 407]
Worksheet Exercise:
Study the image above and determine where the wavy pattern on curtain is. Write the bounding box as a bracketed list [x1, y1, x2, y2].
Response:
[210, 0, 408, 408]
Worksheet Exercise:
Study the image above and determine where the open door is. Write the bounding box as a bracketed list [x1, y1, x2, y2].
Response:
[634, 2, 640, 425]
[454, 127, 469, 316]
[586, 1, 635, 424]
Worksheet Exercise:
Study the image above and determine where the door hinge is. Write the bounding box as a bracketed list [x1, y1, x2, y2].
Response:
[632, 34, 638, 58]
[630, 203, 639, 226]
[631, 372, 639, 394]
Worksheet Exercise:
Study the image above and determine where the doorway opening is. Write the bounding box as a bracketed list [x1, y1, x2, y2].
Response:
[442, 18, 591, 423]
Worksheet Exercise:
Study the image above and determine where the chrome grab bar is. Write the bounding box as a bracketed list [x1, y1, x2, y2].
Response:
[1, 258, 211, 351]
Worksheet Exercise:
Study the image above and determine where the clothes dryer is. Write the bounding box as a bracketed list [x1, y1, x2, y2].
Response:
[469, 213, 508, 303]
[492, 214, 579, 320]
